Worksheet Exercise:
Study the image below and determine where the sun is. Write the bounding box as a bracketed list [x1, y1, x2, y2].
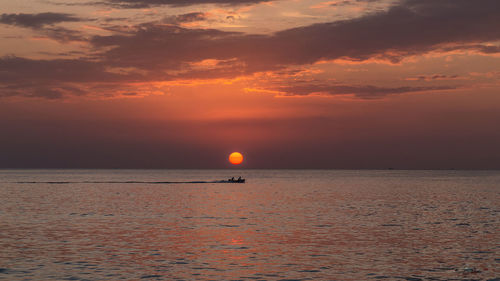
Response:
[229, 152, 243, 165]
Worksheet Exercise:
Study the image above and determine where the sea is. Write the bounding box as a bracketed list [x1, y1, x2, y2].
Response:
[0, 169, 498, 280]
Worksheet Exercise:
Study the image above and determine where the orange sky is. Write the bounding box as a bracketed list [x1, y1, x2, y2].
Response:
[1, 0, 499, 168]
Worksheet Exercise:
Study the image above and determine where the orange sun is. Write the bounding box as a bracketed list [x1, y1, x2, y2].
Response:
[229, 152, 243, 165]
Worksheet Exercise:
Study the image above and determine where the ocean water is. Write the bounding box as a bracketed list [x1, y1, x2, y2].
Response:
[0, 169, 498, 281]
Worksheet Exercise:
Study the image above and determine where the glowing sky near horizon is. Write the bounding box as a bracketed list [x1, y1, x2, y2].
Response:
[1, 0, 499, 168]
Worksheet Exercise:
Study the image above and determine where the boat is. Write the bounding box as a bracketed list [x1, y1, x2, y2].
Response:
[221, 178, 245, 183]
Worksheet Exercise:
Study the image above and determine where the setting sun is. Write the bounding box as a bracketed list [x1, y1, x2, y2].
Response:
[229, 152, 243, 165]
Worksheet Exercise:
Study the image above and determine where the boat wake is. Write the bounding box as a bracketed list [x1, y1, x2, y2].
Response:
[15, 180, 244, 184]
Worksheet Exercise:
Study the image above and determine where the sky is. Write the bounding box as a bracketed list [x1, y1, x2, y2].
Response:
[0, 0, 499, 169]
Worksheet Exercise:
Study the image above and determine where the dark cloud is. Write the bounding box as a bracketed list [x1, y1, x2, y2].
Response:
[0, 56, 126, 84]
[91, 0, 500, 73]
[103, 0, 271, 8]
[0, 13, 88, 43]
[407, 74, 460, 81]
[91, 24, 245, 71]
[0, 84, 75, 99]
[267, 0, 500, 64]
[266, 83, 456, 99]
[162, 12, 208, 25]
[0, 56, 144, 99]
[42, 27, 87, 43]
[0, 12, 83, 28]
[329, 0, 378, 7]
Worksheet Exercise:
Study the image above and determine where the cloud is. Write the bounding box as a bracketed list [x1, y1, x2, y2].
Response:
[1, 0, 499, 99]
[41, 27, 87, 43]
[0, 13, 84, 28]
[0, 56, 144, 99]
[90, 24, 256, 75]
[329, 0, 378, 7]
[0, 56, 123, 84]
[162, 12, 208, 25]
[311, 0, 380, 9]
[0, 13, 88, 43]
[268, 0, 500, 64]
[405, 74, 461, 81]
[0, 83, 82, 99]
[91, 0, 500, 73]
[257, 82, 457, 99]
[437, 44, 500, 55]
[102, 0, 270, 8]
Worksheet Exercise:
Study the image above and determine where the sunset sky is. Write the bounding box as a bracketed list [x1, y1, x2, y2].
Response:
[1, 0, 499, 169]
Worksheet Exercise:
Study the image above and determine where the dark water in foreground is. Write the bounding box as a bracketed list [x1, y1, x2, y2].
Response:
[0, 170, 498, 280]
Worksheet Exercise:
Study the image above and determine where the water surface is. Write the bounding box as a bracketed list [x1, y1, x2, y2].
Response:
[0, 170, 498, 280]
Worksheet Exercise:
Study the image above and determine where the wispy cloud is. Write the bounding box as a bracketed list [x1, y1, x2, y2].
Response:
[0, 13, 89, 43]
[405, 74, 461, 81]
[253, 82, 457, 99]
[0, 12, 84, 28]
[74, 0, 272, 9]
[162, 12, 209, 25]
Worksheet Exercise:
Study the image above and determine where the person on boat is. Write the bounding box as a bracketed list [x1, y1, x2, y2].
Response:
[231, 177, 235, 181]
[237, 176, 242, 181]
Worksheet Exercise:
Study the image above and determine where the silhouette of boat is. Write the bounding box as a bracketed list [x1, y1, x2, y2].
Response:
[221, 178, 245, 183]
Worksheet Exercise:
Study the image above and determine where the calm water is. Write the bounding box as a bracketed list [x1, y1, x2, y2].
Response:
[0, 170, 498, 280]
